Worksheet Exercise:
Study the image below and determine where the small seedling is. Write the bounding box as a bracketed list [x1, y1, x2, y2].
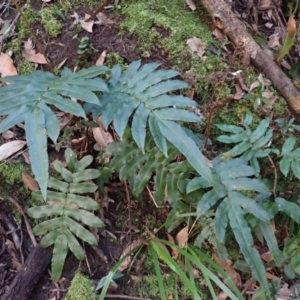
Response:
[243, 83, 271, 110]
[72, 35, 98, 55]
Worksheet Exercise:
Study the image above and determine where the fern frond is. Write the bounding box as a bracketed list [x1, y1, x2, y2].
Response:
[216, 112, 273, 173]
[188, 157, 271, 293]
[0, 66, 108, 198]
[84, 60, 214, 187]
[27, 149, 104, 282]
[106, 133, 197, 206]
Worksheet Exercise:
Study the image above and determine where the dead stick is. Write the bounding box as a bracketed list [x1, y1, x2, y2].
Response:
[87, 0, 115, 21]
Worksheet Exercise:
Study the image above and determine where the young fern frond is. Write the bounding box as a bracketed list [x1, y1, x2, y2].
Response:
[27, 149, 104, 281]
[106, 132, 197, 207]
[187, 157, 271, 293]
[0, 66, 108, 199]
[216, 112, 273, 173]
[84, 60, 214, 187]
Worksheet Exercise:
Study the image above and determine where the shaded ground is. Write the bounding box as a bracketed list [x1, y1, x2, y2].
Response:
[1, 0, 300, 299]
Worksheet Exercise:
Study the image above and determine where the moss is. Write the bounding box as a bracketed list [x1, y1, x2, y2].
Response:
[66, 272, 95, 300]
[0, 162, 31, 200]
[40, 7, 62, 38]
[119, 0, 230, 100]
[17, 5, 38, 38]
[17, 60, 35, 75]
[5, 39, 23, 57]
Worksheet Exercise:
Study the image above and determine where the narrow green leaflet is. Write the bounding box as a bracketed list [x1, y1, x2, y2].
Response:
[52, 234, 68, 281]
[214, 198, 230, 242]
[0, 104, 30, 132]
[25, 107, 48, 199]
[228, 205, 269, 293]
[157, 119, 213, 185]
[38, 101, 60, 143]
[131, 103, 151, 151]
[276, 197, 300, 224]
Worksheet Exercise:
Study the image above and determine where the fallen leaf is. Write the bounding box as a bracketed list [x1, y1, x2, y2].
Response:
[71, 12, 80, 24]
[96, 50, 107, 66]
[213, 253, 241, 287]
[187, 37, 207, 61]
[166, 232, 179, 259]
[268, 33, 281, 49]
[117, 239, 143, 272]
[213, 28, 226, 42]
[217, 291, 228, 300]
[0, 140, 26, 161]
[185, 0, 196, 10]
[80, 20, 94, 33]
[287, 15, 297, 36]
[2, 130, 15, 139]
[22, 173, 39, 191]
[0, 52, 17, 77]
[23, 38, 47, 64]
[175, 226, 188, 248]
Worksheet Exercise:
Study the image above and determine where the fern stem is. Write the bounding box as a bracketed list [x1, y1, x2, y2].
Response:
[11, 0, 55, 73]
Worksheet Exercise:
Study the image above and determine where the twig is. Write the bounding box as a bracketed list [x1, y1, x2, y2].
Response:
[87, 0, 115, 21]
[11, 0, 54, 73]
[7, 196, 37, 247]
[267, 155, 278, 197]
[104, 295, 153, 300]
[124, 181, 132, 238]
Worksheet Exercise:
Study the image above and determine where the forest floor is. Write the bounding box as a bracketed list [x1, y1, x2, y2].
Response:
[0, 0, 299, 299]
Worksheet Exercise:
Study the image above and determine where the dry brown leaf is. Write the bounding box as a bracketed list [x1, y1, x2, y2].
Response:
[217, 291, 228, 300]
[213, 28, 226, 42]
[212, 253, 241, 287]
[266, 271, 279, 280]
[187, 37, 207, 61]
[117, 239, 143, 272]
[96, 50, 107, 66]
[22, 173, 39, 191]
[185, 0, 196, 11]
[23, 38, 47, 64]
[0, 52, 17, 77]
[22, 151, 30, 164]
[80, 19, 94, 33]
[287, 15, 296, 36]
[92, 117, 113, 163]
[277, 283, 291, 299]
[268, 33, 281, 49]
[175, 226, 188, 248]
[166, 232, 179, 259]
[2, 130, 15, 139]
[0, 140, 26, 161]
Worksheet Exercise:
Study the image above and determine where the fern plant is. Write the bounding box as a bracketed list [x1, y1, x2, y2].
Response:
[84, 60, 214, 187]
[106, 131, 196, 208]
[27, 148, 104, 281]
[0, 66, 108, 198]
[216, 112, 274, 172]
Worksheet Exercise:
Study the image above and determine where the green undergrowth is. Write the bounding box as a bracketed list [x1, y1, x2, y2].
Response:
[119, 0, 229, 99]
[66, 272, 95, 300]
[0, 162, 31, 200]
